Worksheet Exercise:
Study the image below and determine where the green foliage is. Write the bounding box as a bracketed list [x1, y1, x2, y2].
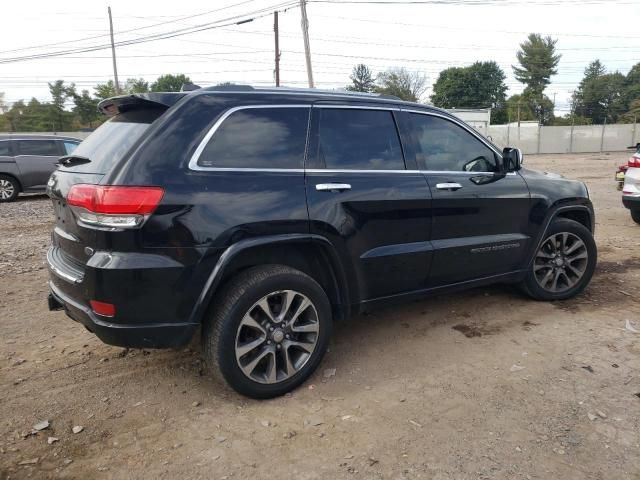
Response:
[94, 80, 118, 101]
[346, 64, 376, 93]
[48, 80, 76, 131]
[375, 67, 427, 102]
[573, 60, 639, 124]
[151, 74, 192, 92]
[72, 90, 100, 128]
[513, 33, 561, 96]
[125, 78, 150, 94]
[505, 92, 555, 125]
[430, 61, 508, 123]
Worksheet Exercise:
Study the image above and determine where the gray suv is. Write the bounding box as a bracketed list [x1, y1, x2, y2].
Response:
[0, 134, 81, 202]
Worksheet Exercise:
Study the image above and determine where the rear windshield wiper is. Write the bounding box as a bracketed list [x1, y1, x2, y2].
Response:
[57, 155, 91, 167]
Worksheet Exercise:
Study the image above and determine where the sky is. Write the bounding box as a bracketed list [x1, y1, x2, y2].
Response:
[0, 0, 639, 117]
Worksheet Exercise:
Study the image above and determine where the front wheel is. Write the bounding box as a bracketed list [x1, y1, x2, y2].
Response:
[202, 265, 332, 399]
[631, 209, 640, 225]
[521, 219, 597, 301]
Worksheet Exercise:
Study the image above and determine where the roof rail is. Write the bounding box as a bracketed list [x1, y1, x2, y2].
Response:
[200, 84, 402, 101]
[203, 84, 255, 92]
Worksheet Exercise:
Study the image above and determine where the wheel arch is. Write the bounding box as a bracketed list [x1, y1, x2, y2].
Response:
[525, 204, 595, 270]
[190, 234, 351, 325]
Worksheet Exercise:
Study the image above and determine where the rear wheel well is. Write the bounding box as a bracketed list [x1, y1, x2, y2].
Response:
[214, 242, 347, 321]
[555, 209, 592, 232]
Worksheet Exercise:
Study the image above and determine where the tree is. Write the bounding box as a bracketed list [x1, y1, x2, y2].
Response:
[48, 80, 76, 131]
[72, 90, 100, 128]
[125, 78, 150, 94]
[346, 64, 375, 93]
[0, 92, 7, 114]
[151, 74, 192, 92]
[375, 67, 427, 102]
[94, 80, 118, 101]
[513, 34, 561, 96]
[430, 61, 508, 123]
[573, 61, 629, 124]
[505, 92, 554, 125]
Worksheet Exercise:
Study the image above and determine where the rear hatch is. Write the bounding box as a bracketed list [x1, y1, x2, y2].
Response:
[47, 94, 183, 277]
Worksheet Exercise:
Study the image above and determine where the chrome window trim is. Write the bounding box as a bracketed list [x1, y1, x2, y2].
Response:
[187, 103, 513, 176]
[188, 104, 312, 172]
[313, 104, 400, 111]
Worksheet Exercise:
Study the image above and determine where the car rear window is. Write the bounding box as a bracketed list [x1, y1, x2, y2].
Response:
[59, 109, 164, 174]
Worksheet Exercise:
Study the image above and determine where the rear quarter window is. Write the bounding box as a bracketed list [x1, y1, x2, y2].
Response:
[16, 140, 60, 156]
[0, 141, 10, 156]
[196, 107, 310, 169]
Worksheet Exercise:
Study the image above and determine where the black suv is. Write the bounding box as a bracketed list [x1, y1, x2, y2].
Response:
[47, 86, 596, 398]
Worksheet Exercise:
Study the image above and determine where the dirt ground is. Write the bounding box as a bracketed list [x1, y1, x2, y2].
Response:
[1, 152, 639, 480]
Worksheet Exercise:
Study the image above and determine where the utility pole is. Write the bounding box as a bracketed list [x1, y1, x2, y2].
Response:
[299, 0, 314, 88]
[108, 6, 121, 95]
[274, 11, 280, 87]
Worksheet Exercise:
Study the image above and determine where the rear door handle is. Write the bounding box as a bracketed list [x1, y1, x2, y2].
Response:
[315, 183, 351, 192]
[435, 182, 463, 191]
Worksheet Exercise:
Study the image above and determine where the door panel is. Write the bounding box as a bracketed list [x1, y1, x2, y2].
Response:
[426, 172, 530, 285]
[305, 106, 432, 302]
[403, 111, 531, 286]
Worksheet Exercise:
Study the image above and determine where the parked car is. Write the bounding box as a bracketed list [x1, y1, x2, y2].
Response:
[46, 87, 597, 398]
[622, 143, 640, 224]
[0, 134, 81, 202]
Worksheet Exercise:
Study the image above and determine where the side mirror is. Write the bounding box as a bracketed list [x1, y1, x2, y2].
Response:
[502, 147, 523, 172]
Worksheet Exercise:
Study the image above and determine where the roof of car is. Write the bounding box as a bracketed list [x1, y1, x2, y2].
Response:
[0, 134, 81, 141]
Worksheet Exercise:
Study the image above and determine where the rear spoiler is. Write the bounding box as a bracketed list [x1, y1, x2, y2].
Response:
[98, 93, 187, 116]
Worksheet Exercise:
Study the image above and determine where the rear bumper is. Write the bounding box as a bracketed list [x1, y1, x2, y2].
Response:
[622, 195, 640, 210]
[48, 281, 197, 348]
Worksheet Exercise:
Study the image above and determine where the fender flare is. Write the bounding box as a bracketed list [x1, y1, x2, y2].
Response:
[525, 204, 594, 269]
[188, 234, 350, 324]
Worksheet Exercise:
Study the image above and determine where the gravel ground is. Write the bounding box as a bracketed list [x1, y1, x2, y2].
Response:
[1, 152, 639, 480]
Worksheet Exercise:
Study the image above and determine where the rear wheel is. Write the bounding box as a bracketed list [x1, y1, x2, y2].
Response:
[521, 219, 597, 301]
[202, 265, 332, 399]
[0, 175, 19, 202]
[631, 209, 640, 225]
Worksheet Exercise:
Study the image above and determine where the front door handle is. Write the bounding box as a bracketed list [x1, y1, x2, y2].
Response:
[315, 183, 352, 192]
[435, 182, 463, 191]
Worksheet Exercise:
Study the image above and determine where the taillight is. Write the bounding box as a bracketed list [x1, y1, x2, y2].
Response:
[67, 184, 164, 229]
[629, 155, 640, 168]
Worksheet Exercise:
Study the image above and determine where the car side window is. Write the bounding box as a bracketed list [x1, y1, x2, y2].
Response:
[197, 107, 309, 169]
[317, 108, 404, 170]
[16, 140, 60, 156]
[63, 141, 79, 155]
[409, 114, 497, 172]
[0, 142, 10, 156]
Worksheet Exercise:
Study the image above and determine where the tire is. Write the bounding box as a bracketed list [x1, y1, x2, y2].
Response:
[520, 218, 597, 301]
[202, 265, 332, 399]
[0, 175, 19, 202]
[631, 209, 640, 225]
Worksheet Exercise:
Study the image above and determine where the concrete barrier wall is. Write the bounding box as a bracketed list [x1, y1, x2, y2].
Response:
[486, 123, 639, 154]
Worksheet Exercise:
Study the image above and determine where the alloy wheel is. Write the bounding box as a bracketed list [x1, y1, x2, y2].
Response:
[0, 179, 15, 200]
[533, 232, 588, 293]
[234, 290, 320, 384]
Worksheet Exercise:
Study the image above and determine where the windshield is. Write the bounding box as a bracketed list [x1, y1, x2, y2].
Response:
[59, 109, 164, 174]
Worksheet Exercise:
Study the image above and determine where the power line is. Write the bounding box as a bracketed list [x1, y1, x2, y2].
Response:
[0, 1, 299, 64]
